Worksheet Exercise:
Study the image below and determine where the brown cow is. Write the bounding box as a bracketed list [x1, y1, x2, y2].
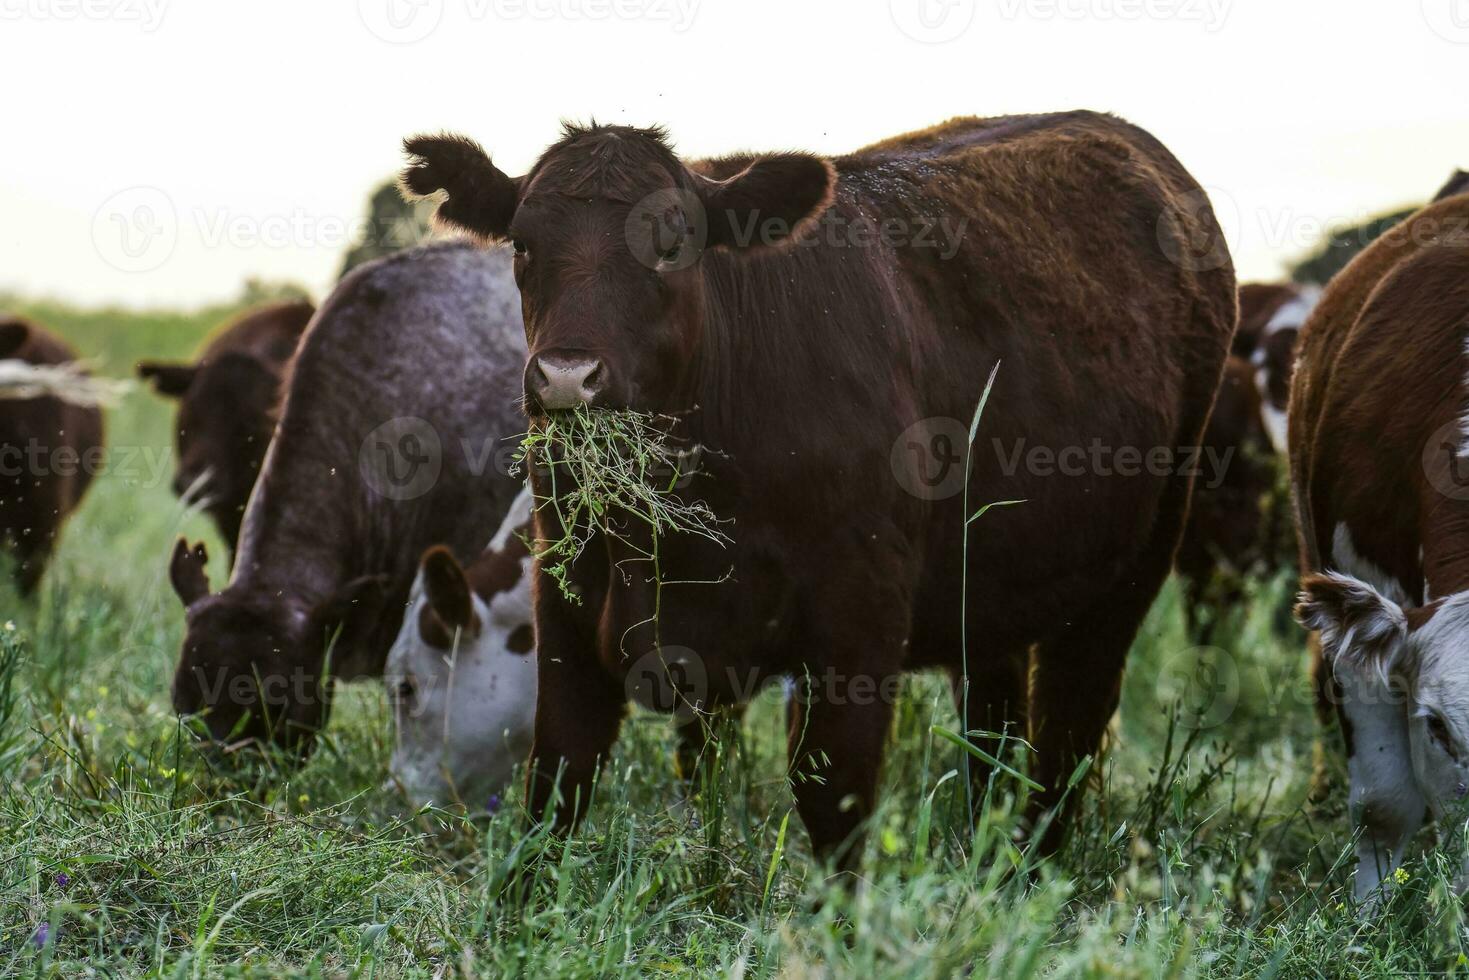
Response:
[168, 242, 526, 752]
[137, 300, 314, 553]
[401, 110, 1236, 863]
[1291, 188, 1469, 902]
[0, 317, 104, 593]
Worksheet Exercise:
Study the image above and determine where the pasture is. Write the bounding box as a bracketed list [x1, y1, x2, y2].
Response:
[1, 297, 1463, 978]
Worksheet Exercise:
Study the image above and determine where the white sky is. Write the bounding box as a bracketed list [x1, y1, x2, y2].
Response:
[1, 0, 1464, 309]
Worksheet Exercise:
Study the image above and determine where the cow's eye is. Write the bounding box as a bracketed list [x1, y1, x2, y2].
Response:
[511, 239, 527, 257]
[394, 676, 417, 705]
[1428, 712, 1459, 759]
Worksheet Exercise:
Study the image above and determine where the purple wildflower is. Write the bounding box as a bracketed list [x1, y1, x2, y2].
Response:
[31, 923, 49, 949]
[486, 793, 502, 814]
[54, 873, 69, 889]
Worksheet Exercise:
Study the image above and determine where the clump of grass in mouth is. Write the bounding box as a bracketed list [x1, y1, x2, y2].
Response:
[513, 406, 730, 604]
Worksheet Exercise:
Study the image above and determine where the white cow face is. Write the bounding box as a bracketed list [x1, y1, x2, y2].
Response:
[387, 495, 537, 810]
[1298, 571, 1469, 901]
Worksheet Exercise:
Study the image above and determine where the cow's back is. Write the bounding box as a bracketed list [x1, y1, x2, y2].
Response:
[232, 241, 526, 671]
[1290, 193, 1469, 573]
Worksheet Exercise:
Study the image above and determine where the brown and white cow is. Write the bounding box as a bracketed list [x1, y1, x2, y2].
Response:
[401, 111, 1237, 863]
[0, 316, 104, 594]
[1237, 281, 1318, 453]
[1291, 187, 1469, 901]
[138, 300, 314, 555]
[387, 487, 536, 808]
[168, 242, 526, 752]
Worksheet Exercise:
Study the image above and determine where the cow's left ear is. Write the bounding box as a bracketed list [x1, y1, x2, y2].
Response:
[697, 153, 836, 252]
[1296, 572, 1409, 676]
[400, 133, 521, 242]
[315, 575, 389, 652]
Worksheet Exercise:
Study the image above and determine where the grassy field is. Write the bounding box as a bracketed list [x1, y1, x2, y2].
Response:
[2, 299, 1466, 978]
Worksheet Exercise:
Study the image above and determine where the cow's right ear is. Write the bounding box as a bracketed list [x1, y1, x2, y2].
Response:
[421, 546, 477, 634]
[169, 538, 211, 606]
[0, 320, 29, 358]
[137, 361, 198, 398]
[1296, 572, 1408, 675]
[1432, 169, 1469, 203]
[400, 133, 521, 242]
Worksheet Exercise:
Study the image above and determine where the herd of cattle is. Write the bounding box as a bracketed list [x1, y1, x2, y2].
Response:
[2, 111, 1467, 899]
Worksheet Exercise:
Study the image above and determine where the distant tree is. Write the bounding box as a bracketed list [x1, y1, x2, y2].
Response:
[237, 277, 312, 307]
[337, 180, 438, 279]
[1288, 206, 1417, 286]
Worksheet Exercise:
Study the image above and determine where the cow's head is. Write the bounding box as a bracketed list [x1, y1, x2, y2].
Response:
[1248, 286, 1317, 453]
[139, 352, 282, 547]
[168, 538, 386, 754]
[1298, 572, 1469, 832]
[400, 124, 836, 414]
[387, 496, 536, 808]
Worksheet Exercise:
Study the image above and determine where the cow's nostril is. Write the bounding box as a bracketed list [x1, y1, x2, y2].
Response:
[528, 355, 605, 410]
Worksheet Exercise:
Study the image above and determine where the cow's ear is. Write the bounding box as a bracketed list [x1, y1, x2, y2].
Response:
[315, 575, 389, 651]
[400, 133, 520, 242]
[698, 153, 836, 252]
[421, 546, 477, 635]
[1296, 572, 1409, 676]
[1432, 169, 1469, 203]
[137, 361, 198, 398]
[0, 320, 29, 358]
[169, 538, 211, 606]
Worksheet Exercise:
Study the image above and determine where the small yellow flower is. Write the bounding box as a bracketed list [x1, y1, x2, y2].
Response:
[84, 709, 97, 721]
[1393, 867, 1410, 885]
[96, 685, 108, 697]
[297, 794, 310, 807]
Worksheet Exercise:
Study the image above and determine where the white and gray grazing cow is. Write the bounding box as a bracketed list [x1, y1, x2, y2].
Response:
[387, 488, 537, 809]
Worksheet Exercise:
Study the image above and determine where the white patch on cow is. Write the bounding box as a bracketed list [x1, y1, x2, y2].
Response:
[1260, 396, 1289, 455]
[1262, 285, 1321, 339]
[386, 487, 537, 810]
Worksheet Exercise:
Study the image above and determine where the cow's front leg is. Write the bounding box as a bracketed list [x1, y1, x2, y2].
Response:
[786, 666, 896, 874]
[525, 610, 625, 832]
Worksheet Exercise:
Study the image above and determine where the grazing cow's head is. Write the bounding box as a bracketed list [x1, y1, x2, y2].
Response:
[168, 538, 386, 754]
[1298, 572, 1469, 823]
[139, 353, 282, 547]
[400, 124, 836, 414]
[387, 492, 536, 808]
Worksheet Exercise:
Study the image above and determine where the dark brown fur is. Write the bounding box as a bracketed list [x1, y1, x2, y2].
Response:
[138, 300, 314, 553]
[0, 316, 104, 594]
[405, 111, 1237, 863]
